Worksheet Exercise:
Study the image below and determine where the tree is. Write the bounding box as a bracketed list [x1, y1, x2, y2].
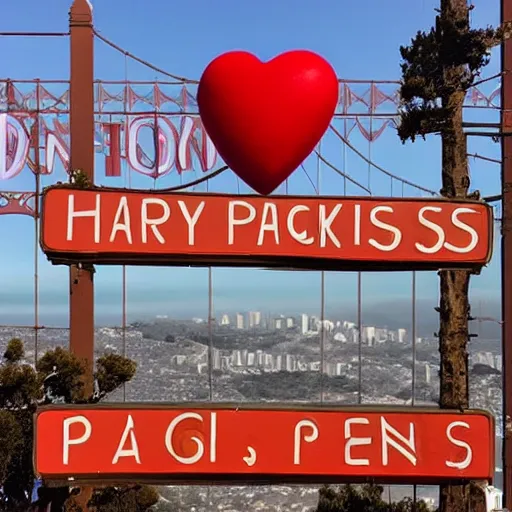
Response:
[398, 2, 508, 511]
[87, 485, 160, 512]
[313, 484, 436, 512]
[0, 338, 159, 512]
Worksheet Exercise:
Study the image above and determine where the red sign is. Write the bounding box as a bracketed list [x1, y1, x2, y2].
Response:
[40, 187, 493, 271]
[34, 405, 494, 484]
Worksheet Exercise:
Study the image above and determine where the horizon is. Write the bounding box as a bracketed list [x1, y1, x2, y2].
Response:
[0, 0, 503, 331]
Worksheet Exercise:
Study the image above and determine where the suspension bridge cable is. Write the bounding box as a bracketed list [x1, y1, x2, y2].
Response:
[157, 166, 228, 191]
[300, 164, 319, 194]
[329, 124, 437, 195]
[93, 29, 198, 84]
[314, 151, 371, 194]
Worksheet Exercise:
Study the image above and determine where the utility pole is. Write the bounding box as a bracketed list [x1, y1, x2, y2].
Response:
[502, 0, 512, 505]
[437, 1, 478, 511]
[69, 0, 95, 394]
[69, 0, 94, 509]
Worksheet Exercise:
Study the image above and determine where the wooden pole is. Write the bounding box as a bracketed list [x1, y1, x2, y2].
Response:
[501, 0, 512, 505]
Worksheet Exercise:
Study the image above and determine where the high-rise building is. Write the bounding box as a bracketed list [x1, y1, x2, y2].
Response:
[375, 327, 388, 342]
[236, 313, 244, 329]
[232, 350, 243, 366]
[249, 311, 261, 328]
[301, 314, 309, 334]
[398, 328, 407, 343]
[363, 326, 376, 346]
[212, 348, 221, 370]
[220, 314, 230, 326]
[286, 317, 294, 328]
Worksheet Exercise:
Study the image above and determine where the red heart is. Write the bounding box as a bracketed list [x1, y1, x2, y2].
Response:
[197, 51, 339, 195]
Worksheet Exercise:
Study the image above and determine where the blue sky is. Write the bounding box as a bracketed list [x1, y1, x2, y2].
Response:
[0, 0, 503, 326]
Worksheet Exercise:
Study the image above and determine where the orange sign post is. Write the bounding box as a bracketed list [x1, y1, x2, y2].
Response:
[34, 405, 494, 485]
[40, 187, 493, 271]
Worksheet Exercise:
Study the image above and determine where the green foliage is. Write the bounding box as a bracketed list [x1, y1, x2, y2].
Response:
[235, 371, 358, 401]
[88, 485, 160, 511]
[0, 338, 154, 512]
[94, 353, 137, 400]
[37, 346, 87, 403]
[4, 338, 24, 364]
[69, 169, 92, 188]
[55, 169, 93, 190]
[314, 485, 436, 512]
[398, 7, 501, 143]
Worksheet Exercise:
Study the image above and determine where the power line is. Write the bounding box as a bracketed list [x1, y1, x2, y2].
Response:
[314, 150, 371, 193]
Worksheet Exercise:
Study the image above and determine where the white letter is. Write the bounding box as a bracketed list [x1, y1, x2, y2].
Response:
[257, 202, 279, 246]
[381, 416, 417, 466]
[228, 201, 256, 245]
[287, 205, 314, 245]
[63, 415, 92, 465]
[354, 204, 361, 246]
[112, 414, 141, 464]
[369, 206, 402, 251]
[127, 116, 177, 177]
[141, 198, 170, 244]
[344, 417, 372, 466]
[209, 412, 217, 463]
[178, 116, 217, 172]
[445, 421, 472, 470]
[444, 208, 480, 254]
[45, 132, 70, 176]
[294, 420, 319, 465]
[109, 196, 132, 244]
[0, 114, 30, 180]
[165, 412, 205, 465]
[319, 204, 342, 248]
[67, 193, 101, 244]
[178, 200, 205, 246]
[415, 206, 445, 254]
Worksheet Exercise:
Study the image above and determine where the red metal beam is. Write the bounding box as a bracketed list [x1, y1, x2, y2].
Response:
[68, 4, 95, 508]
[69, 0, 94, 393]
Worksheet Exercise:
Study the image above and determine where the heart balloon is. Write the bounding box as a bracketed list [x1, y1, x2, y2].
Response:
[197, 50, 339, 195]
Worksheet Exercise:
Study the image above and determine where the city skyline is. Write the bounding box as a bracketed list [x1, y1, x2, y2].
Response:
[0, 0, 502, 330]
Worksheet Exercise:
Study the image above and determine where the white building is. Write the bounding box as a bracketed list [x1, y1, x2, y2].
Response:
[301, 314, 309, 334]
[363, 326, 376, 346]
[334, 332, 347, 343]
[249, 311, 261, 327]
